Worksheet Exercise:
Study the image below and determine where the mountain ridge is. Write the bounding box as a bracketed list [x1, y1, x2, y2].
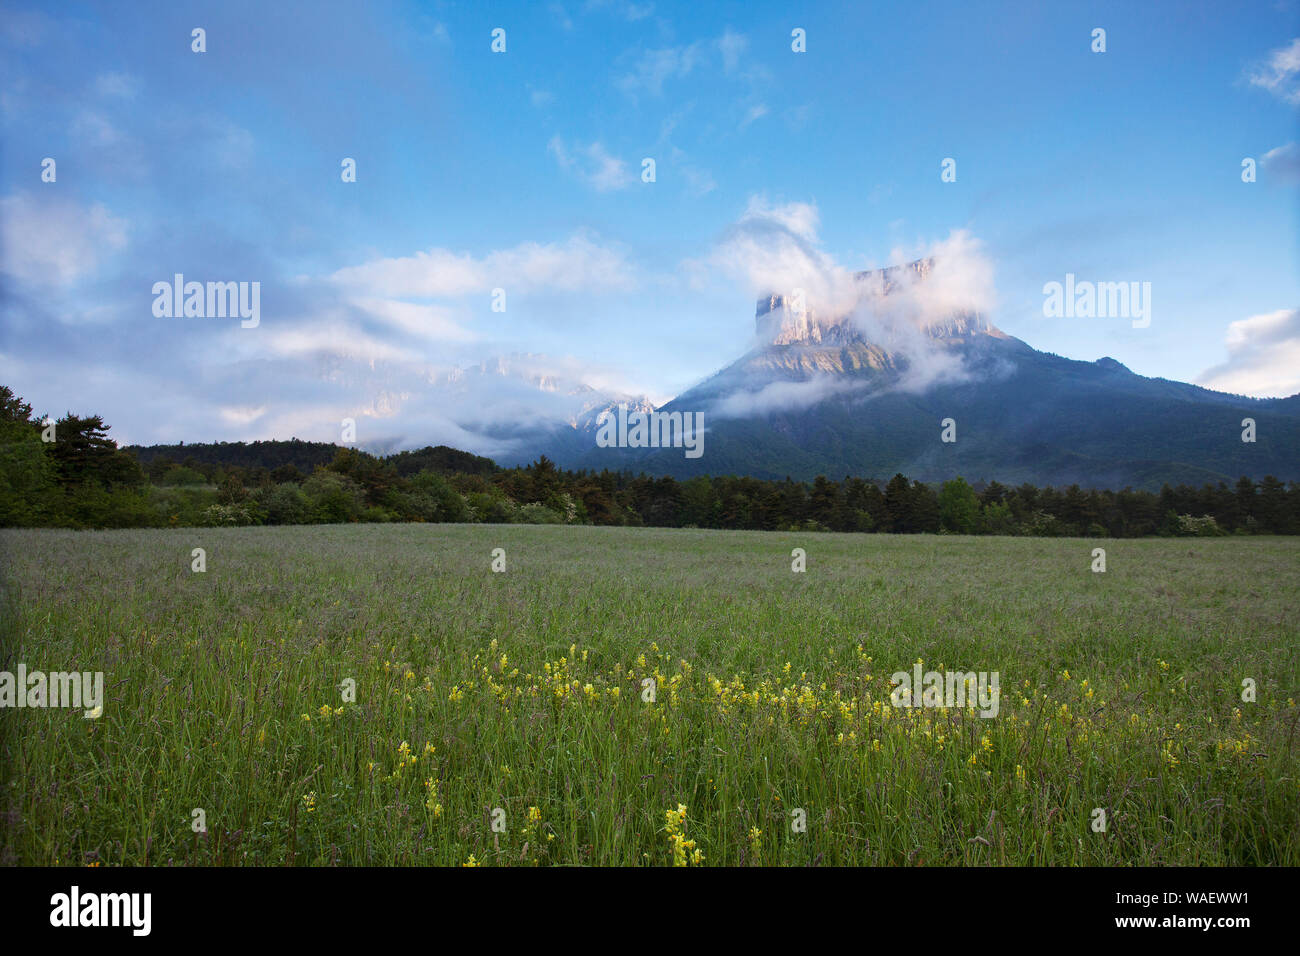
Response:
[526, 260, 1300, 491]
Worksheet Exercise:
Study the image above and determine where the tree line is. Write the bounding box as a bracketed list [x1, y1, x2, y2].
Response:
[3, 385, 1298, 536]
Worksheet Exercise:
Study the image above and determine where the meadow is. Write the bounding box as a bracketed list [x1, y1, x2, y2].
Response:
[1, 524, 1296, 866]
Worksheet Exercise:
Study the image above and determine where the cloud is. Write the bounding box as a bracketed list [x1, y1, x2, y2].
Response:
[1196, 308, 1300, 398]
[586, 0, 654, 22]
[718, 29, 748, 74]
[739, 103, 769, 129]
[71, 110, 126, 148]
[690, 196, 856, 316]
[330, 233, 637, 297]
[256, 321, 425, 365]
[218, 405, 268, 426]
[548, 136, 631, 191]
[488, 235, 636, 290]
[93, 72, 139, 98]
[699, 198, 996, 323]
[882, 230, 999, 321]
[710, 375, 870, 418]
[1261, 143, 1300, 183]
[196, 117, 255, 169]
[22, 228, 652, 450]
[0, 192, 128, 287]
[686, 198, 1001, 409]
[185, 347, 654, 461]
[1246, 37, 1300, 104]
[741, 196, 820, 243]
[680, 164, 717, 196]
[330, 249, 481, 298]
[618, 43, 701, 96]
[838, 231, 999, 392]
[349, 297, 478, 343]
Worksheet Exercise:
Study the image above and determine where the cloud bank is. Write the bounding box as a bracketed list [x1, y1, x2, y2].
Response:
[1246, 38, 1300, 105]
[687, 197, 1001, 403]
[1196, 308, 1300, 399]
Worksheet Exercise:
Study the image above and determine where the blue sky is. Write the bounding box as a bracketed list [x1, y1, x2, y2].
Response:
[1, 0, 1298, 453]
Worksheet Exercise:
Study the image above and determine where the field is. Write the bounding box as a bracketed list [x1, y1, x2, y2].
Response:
[1, 524, 1297, 866]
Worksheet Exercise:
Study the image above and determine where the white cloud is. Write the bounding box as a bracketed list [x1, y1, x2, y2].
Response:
[1196, 308, 1300, 398]
[680, 164, 716, 196]
[330, 233, 637, 297]
[218, 405, 267, 425]
[331, 248, 483, 297]
[1246, 37, 1300, 104]
[719, 29, 748, 74]
[711, 375, 868, 418]
[197, 347, 657, 460]
[586, 0, 654, 23]
[0, 192, 128, 287]
[618, 43, 701, 96]
[684, 198, 1000, 406]
[698, 198, 996, 325]
[888, 230, 999, 320]
[208, 121, 255, 169]
[490, 235, 636, 289]
[621, 29, 763, 98]
[547, 136, 631, 191]
[71, 110, 125, 148]
[689, 196, 853, 314]
[350, 297, 477, 343]
[257, 321, 421, 365]
[1261, 142, 1300, 183]
[93, 72, 139, 98]
[739, 103, 769, 129]
[740, 195, 821, 242]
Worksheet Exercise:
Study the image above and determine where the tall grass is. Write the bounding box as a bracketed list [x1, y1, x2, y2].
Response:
[1, 525, 1296, 866]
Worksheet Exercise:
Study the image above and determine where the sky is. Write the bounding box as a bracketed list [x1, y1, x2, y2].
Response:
[1, 0, 1298, 454]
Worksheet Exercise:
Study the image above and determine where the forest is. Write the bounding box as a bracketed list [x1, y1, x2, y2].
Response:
[3, 385, 1297, 536]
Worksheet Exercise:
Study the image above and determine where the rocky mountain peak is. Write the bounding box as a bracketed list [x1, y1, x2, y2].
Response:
[754, 257, 997, 346]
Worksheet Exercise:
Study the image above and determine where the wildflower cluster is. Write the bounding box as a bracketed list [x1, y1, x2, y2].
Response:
[664, 804, 703, 866]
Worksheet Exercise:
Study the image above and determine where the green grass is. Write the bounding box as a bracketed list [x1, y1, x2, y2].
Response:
[1, 524, 1297, 866]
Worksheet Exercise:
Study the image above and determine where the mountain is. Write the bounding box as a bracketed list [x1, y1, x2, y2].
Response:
[541, 261, 1300, 491]
[435, 353, 656, 464]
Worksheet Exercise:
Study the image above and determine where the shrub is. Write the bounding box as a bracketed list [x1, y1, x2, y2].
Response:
[257, 483, 312, 525]
[466, 491, 515, 524]
[302, 470, 365, 523]
[1177, 514, 1227, 537]
[202, 503, 255, 526]
[516, 502, 565, 524]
